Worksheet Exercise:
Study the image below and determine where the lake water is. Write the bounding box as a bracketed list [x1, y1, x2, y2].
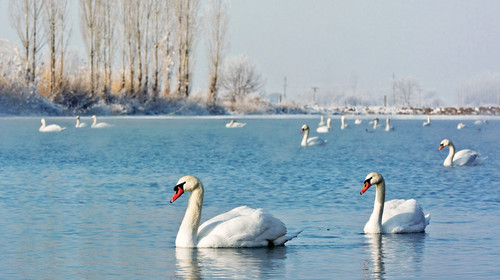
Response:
[0, 116, 498, 279]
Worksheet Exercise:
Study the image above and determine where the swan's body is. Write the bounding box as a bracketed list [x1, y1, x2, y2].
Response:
[341, 116, 349, 130]
[91, 115, 113, 128]
[225, 120, 246, 128]
[439, 139, 484, 167]
[457, 122, 466, 130]
[355, 118, 362, 125]
[301, 124, 327, 147]
[318, 115, 325, 126]
[423, 116, 431, 127]
[39, 118, 66, 132]
[75, 116, 87, 128]
[316, 118, 331, 133]
[360, 172, 430, 234]
[474, 120, 488, 125]
[385, 118, 394, 131]
[170, 175, 298, 248]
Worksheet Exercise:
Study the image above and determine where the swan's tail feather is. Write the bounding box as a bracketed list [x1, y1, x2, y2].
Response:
[271, 230, 302, 247]
[424, 214, 431, 226]
[285, 230, 303, 242]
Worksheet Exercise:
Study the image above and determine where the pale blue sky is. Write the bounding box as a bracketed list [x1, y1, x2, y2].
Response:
[1, 0, 500, 105]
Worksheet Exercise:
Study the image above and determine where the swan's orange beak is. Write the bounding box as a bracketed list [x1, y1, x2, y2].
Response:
[170, 184, 185, 203]
[360, 181, 371, 195]
[438, 144, 444, 151]
[301, 129, 305, 134]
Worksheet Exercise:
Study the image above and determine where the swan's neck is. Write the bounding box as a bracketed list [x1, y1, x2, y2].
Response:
[367, 181, 385, 233]
[444, 142, 455, 166]
[301, 130, 309, 146]
[176, 186, 204, 247]
[373, 120, 378, 129]
[92, 118, 97, 126]
[76, 119, 80, 127]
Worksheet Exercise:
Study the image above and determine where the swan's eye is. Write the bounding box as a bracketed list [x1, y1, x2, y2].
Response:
[364, 177, 372, 184]
[174, 182, 186, 192]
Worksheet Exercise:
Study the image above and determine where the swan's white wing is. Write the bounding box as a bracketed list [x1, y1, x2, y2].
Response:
[316, 126, 329, 133]
[41, 124, 65, 132]
[92, 122, 113, 128]
[382, 199, 428, 233]
[307, 137, 327, 146]
[453, 149, 478, 166]
[196, 206, 287, 248]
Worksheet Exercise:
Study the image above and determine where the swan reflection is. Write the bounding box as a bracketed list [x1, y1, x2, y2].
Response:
[175, 247, 287, 279]
[363, 233, 426, 280]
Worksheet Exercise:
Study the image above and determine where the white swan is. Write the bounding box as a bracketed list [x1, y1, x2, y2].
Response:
[170, 175, 299, 248]
[225, 119, 246, 128]
[439, 139, 484, 167]
[360, 172, 430, 234]
[318, 115, 325, 126]
[316, 118, 331, 133]
[457, 122, 466, 130]
[39, 118, 66, 132]
[372, 118, 379, 130]
[354, 118, 362, 125]
[341, 116, 349, 130]
[301, 124, 327, 147]
[385, 118, 394, 131]
[422, 116, 431, 127]
[91, 115, 113, 128]
[75, 116, 87, 128]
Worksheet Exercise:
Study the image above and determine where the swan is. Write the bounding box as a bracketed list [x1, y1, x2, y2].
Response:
[457, 122, 466, 130]
[318, 115, 325, 126]
[39, 118, 66, 132]
[354, 118, 362, 125]
[372, 118, 379, 130]
[422, 116, 431, 127]
[474, 120, 488, 125]
[316, 118, 331, 133]
[170, 175, 299, 248]
[439, 139, 485, 166]
[341, 116, 349, 130]
[385, 118, 394, 131]
[360, 172, 430, 234]
[91, 115, 113, 128]
[301, 124, 327, 147]
[225, 119, 246, 128]
[75, 116, 87, 128]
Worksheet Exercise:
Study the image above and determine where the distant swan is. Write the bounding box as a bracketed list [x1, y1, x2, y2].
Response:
[341, 116, 349, 130]
[385, 118, 394, 131]
[225, 119, 246, 128]
[439, 139, 485, 167]
[372, 118, 379, 130]
[354, 118, 362, 125]
[170, 175, 299, 248]
[360, 172, 430, 234]
[39, 118, 65, 132]
[316, 118, 331, 133]
[301, 124, 327, 146]
[75, 116, 87, 128]
[91, 115, 113, 128]
[457, 122, 466, 130]
[422, 116, 431, 127]
[318, 115, 325, 126]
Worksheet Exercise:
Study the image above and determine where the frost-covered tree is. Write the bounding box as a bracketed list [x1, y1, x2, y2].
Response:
[394, 76, 420, 107]
[220, 55, 264, 110]
[206, 0, 229, 106]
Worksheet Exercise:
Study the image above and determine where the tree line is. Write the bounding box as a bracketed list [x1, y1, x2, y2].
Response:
[3, 0, 270, 114]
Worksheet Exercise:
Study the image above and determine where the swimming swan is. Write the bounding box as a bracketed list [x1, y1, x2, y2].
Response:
[385, 118, 394, 131]
[423, 116, 431, 127]
[226, 120, 246, 128]
[360, 172, 430, 234]
[170, 175, 299, 248]
[75, 116, 87, 128]
[91, 115, 113, 128]
[316, 118, 331, 133]
[341, 116, 349, 130]
[439, 139, 484, 167]
[301, 124, 327, 147]
[39, 118, 66, 132]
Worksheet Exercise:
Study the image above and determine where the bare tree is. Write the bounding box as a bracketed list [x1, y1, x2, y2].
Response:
[206, 0, 229, 106]
[394, 76, 420, 107]
[9, 0, 45, 88]
[220, 55, 263, 109]
[80, 0, 101, 99]
[151, 0, 171, 99]
[172, 0, 200, 97]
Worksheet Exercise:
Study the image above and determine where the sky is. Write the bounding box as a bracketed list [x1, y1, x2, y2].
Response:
[1, 0, 500, 106]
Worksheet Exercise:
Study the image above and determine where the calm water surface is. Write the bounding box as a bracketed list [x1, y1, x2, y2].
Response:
[0, 116, 499, 279]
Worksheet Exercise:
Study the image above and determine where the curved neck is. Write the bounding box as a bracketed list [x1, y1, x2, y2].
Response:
[373, 120, 378, 129]
[368, 181, 385, 233]
[176, 185, 204, 247]
[92, 118, 97, 126]
[76, 119, 80, 127]
[301, 129, 309, 146]
[444, 142, 455, 166]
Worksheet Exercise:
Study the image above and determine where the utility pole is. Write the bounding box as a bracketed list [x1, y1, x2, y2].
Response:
[312, 86, 319, 104]
[283, 76, 287, 101]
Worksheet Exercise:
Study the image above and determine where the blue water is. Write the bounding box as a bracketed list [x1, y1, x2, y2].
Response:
[0, 116, 499, 279]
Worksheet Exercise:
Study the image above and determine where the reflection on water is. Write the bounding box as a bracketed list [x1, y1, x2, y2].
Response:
[363, 234, 427, 280]
[175, 247, 288, 279]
